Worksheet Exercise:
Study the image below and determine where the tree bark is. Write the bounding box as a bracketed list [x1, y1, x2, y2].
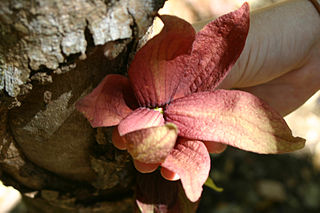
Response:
[0, 0, 165, 212]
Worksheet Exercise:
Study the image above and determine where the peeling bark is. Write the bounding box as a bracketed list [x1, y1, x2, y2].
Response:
[0, 0, 165, 212]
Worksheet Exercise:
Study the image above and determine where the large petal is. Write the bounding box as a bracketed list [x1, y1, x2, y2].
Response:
[118, 107, 165, 136]
[165, 90, 306, 154]
[124, 124, 178, 164]
[76, 74, 133, 127]
[129, 15, 196, 108]
[174, 3, 250, 98]
[161, 139, 210, 202]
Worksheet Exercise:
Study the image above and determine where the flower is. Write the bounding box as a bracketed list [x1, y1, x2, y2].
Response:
[76, 2, 305, 205]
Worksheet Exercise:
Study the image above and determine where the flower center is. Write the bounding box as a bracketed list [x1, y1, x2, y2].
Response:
[153, 107, 164, 114]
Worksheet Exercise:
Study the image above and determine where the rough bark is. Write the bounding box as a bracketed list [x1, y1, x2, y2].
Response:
[0, 0, 165, 212]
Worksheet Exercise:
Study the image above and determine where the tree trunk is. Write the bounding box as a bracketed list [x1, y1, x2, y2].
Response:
[0, 0, 165, 212]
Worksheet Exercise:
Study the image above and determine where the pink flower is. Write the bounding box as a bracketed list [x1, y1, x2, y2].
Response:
[76, 3, 305, 205]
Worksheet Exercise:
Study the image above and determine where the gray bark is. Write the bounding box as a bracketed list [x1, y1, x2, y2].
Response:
[0, 0, 165, 212]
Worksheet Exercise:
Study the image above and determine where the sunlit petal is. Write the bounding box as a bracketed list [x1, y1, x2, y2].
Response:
[162, 139, 210, 202]
[165, 90, 305, 153]
[118, 107, 165, 136]
[124, 123, 178, 164]
[129, 15, 196, 107]
[174, 3, 250, 98]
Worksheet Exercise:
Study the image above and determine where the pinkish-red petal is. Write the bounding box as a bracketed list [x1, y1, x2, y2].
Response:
[134, 160, 160, 174]
[161, 139, 210, 202]
[118, 107, 165, 136]
[161, 167, 180, 181]
[76, 74, 133, 127]
[174, 3, 250, 98]
[112, 128, 127, 150]
[129, 15, 196, 108]
[203, 141, 227, 154]
[124, 123, 178, 164]
[165, 90, 306, 154]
